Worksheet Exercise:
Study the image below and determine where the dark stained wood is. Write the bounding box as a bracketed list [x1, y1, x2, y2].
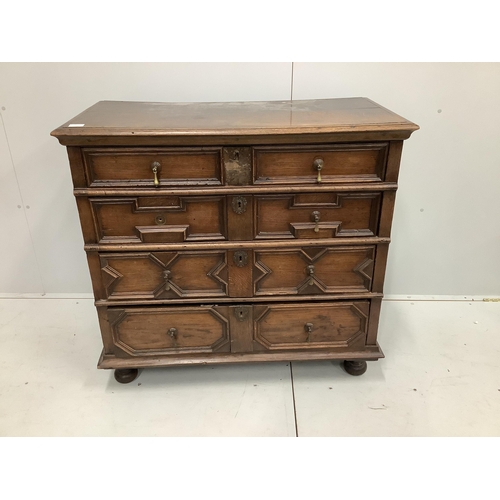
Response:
[75, 197, 98, 244]
[96, 305, 115, 355]
[254, 193, 381, 239]
[54, 97, 417, 378]
[254, 143, 388, 185]
[89, 196, 227, 244]
[385, 141, 404, 183]
[253, 246, 375, 296]
[253, 301, 369, 351]
[73, 182, 398, 197]
[99, 251, 228, 300]
[54, 131, 417, 147]
[378, 191, 397, 238]
[108, 306, 231, 357]
[366, 297, 382, 345]
[98, 344, 384, 369]
[86, 252, 105, 299]
[229, 305, 254, 353]
[371, 244, 390, 294]
[83, 147, 223, 187]
[94, 293, 384, 307]
[66, 147, 87, 188]
[114, 368, 139, 383]
[343, 360, 368, 376]
[227, 195, 254, 241]
[228, 249, 253, 298]
[83, 236, 392, 253]
[51, 98, 419, 145]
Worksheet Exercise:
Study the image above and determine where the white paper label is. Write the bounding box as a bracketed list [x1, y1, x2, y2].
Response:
[68, 123, 85, 127]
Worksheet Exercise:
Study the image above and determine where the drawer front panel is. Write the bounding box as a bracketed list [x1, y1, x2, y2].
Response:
[254, 143, 388, 184]
[253, 246, 375, 296]
[253, 301, 369, 351]
[83, 147, 222, 187]
[255, 192, 381, 239]
[100, 251, 228, 300]
[90, 196, 227, 243]
[108, 306, 230, 356]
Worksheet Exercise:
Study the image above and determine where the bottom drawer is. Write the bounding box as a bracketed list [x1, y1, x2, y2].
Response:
[252, 301, 369, 351]
[104, 301, 370, 358]
[107, 306, 231, 356]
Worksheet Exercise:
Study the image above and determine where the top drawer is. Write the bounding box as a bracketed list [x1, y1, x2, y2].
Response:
[254, 143, 388, 185]
[82, 147, 223, 187]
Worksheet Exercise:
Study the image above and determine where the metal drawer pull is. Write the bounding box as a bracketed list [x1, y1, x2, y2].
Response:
[304, 322, 313, 342]
[155, 214, 166, 225]
[312, 211, 320, 232]
[313, 158, 323, 183]
[163, 270, 172, 290]
[151, 161, 161, 187]
[307, 265, 315, 286]
[168, 327, 178, 347]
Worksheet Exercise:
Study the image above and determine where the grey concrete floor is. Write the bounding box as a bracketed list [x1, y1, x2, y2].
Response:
[0, 298, 498, 436]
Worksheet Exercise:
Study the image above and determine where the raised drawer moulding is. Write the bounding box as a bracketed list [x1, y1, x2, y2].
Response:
[50, 97, 419, 382]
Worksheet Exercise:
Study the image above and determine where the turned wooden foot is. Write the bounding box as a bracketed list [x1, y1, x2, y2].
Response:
[343, 360, 367, 376]
[114, 368, 139, 384]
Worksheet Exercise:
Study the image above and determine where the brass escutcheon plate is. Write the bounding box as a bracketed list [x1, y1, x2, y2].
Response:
[233, 251, 248, 267]
[232, 196, 247, 214]
[233, 306, 249, 322]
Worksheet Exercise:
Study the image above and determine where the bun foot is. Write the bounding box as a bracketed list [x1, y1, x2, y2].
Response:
[114, 368, 139, 384]
[343, 360, 367, 376]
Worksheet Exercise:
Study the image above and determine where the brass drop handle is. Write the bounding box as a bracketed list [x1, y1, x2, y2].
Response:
[307, 264, 315, 286]
[151, 161, 161, 187]
[304, 322, 313, 342]
[312, 211, 320, 233]
[313, 158, 323, 183]
[163, 270, 172, 291]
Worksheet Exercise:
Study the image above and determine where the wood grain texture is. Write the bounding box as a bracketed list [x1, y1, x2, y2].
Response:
[54, 97, 417, 375]
[366, 297, 382, 345]
[385, 141, 404, 183]
[99, 250, 228, 300]
[229, 305, 254, 353]
[97, 344, 384, 369]
[66, 147, 87, 188]
[107, 305, 230, 357]
[84, 236, 392, 253]
[254, 143, 388, 184]
[73, 182, 398, 197]
[51, 98, 419, 144]
[89, 196, 227, 244]
[83, 147, 223, 187]
[94, 292, 383, 307]
[253, 301, 369, 351]
[255, 193, 381, 239]
[253, 246, 375, 296]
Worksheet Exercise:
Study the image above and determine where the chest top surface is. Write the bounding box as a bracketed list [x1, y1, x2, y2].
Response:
[51, 98, 419, 143]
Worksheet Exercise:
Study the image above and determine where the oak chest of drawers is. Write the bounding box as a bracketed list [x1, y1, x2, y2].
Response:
[51, 98, 418, 383]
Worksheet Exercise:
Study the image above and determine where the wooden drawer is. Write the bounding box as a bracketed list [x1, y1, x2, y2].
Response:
[100, 251, 229, 300]
[90, 195, 227, 244]
[254, 192, 381, 239]
[108, 306, 230, 357]
[253, 301, 369, 351]
[254, 144, 388, 185]
[83, 147, 223, 187]
[253, 246, 374, 296]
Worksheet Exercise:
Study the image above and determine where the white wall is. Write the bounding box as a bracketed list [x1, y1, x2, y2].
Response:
[1, 62, 499, 295]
